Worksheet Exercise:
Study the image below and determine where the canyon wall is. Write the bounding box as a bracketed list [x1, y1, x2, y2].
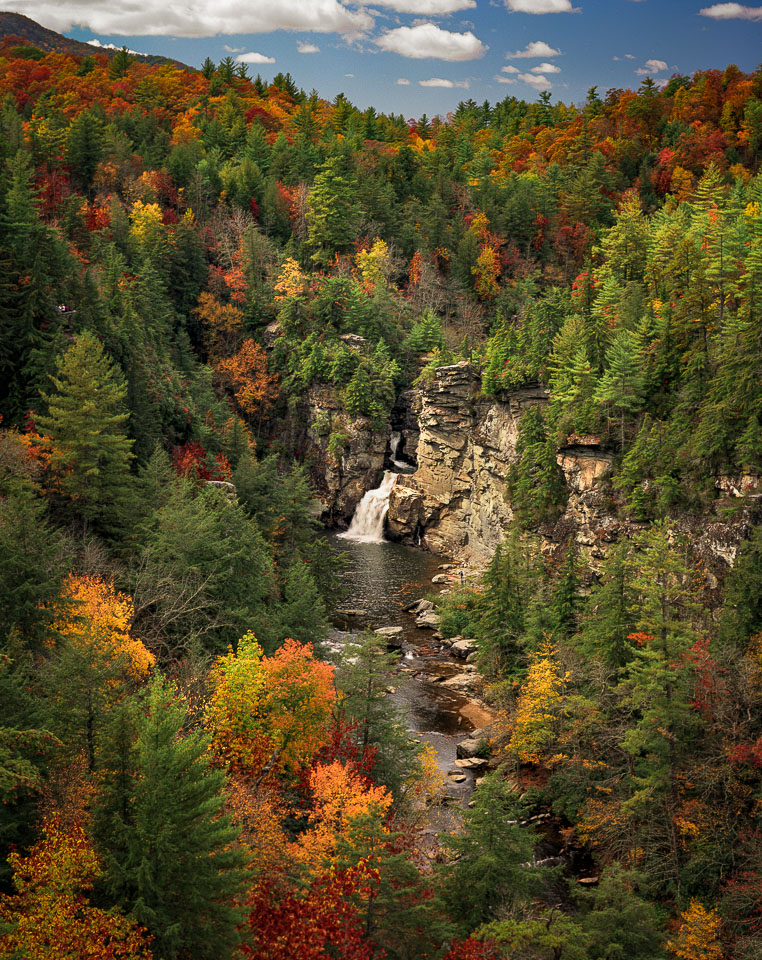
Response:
[384, 363, 761, 576]
[298, 362, 760, 576]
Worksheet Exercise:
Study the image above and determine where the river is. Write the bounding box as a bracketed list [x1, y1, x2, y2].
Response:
[326, 530, 493, 807]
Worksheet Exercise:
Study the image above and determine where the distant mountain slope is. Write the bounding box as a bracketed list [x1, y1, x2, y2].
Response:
[0, 11, 191, 69]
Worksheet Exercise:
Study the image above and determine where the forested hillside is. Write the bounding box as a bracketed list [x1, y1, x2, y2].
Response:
[1, 34, 762, 959]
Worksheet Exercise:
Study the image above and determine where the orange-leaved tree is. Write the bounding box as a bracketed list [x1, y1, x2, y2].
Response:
[295, 760, 392, 868]
[0, 815, 151, 960]
[47, 574, 155, 769]
[215, 338, 279, 430]
[206, 633, 336, 780]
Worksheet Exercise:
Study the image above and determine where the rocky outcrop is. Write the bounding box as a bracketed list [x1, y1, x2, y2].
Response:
[385, 362, 761, 577]
[387, 363, 545, 561]
[300, 384, 388, 524]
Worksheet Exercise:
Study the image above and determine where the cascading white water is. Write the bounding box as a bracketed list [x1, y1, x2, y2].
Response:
[338, 471, 397, 543]
[389, 430, 414, 473]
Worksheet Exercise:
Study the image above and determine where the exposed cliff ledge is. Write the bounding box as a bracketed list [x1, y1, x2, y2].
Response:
[385, 363, 761, 576]
[387, 362, 547, 561]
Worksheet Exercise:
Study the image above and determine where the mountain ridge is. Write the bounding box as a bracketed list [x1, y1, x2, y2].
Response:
[0, 11, 192, 70]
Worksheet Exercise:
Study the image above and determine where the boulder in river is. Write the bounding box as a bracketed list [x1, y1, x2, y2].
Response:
[451, 638, 478, 659]
[431, 573, 450, 584]
[456, 738, 484, 760]
[416, 611, 441, 629]
[375, 626, 404, 647]
[410, 598, 434, 614]
[442, 673, 477, 692]
[455, 757, 489, 770]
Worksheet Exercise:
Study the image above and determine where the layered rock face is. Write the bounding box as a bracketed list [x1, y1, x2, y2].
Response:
[387, 363, 548, 561]
[295, 363, 760, 573]
[385, 363, 761, 574]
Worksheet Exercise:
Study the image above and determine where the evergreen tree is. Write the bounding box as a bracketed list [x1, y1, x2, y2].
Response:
[475, 534, 529, 678]
[439, 771, 540, 932]
[594, 328, 645, 450]
[0, 438, 68, 647]
[306, 154, 361, 267]
[95, 677, 247, 960]
[335, 632, 422, 804]
[508, 407, 567, 529]
[37, 332, 134, 535]
[66, 109, 105, 193]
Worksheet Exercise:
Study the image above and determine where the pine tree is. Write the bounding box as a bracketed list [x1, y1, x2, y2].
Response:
[594, 329, 645, 450]
[0, 472, 68, 648]
[95, 677, 247, 960]
[66, 109, 105, 193]
[37, 332, 134, 535]
[306, 154, 361, 268]
[335, 632, 422, 804]
[619, 523, 704, 899]
[554, 541, 581, 640]
[439, 772, 540, 932]
[475, 535, 528, 678]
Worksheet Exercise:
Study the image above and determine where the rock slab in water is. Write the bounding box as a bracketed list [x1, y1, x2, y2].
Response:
[451, 638, 478, 659]
[431, 573, 450, 584]
[457, 738, 484, 760]
[375, 625, 404, 648]
[442, 673, 477, 692]
[455, 757, 489, 770]
[416, 611, 441, 630]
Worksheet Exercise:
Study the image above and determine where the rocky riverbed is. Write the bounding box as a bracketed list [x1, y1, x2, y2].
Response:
[325, 533, 496, 808]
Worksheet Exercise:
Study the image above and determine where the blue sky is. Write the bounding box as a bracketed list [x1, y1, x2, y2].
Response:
[10, 0, 762, 116]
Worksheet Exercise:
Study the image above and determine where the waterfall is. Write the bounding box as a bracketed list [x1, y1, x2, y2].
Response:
[339, 471, 397, 543]
[389, 430, 415, 473]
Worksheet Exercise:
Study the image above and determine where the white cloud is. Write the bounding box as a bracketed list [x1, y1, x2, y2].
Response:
[530, 61, 561, 72]
[357, 0, 476, 11]
[700, 2, 762, 19]
[297, 41, 320, 52]
[518, 71, 552, 88]
[505, 0, 579, 12]
[224, 44, 244, 52]
[495, 74, 516, 83]
[506, 40, 561, 57]
[397, 77, 412, 84]
[419, 76, 470, 86]
[377, 22, 487, 59]
[236, 51, 276, 63]
[344, 72, 355, 76]
[501, 64, 520, 73]
[626, 53, 636, 58]
[635, 58, 668, 74]
[1, 0, 373, 38]
[87, 38, 142, 54]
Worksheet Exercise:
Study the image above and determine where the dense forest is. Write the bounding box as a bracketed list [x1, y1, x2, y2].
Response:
[1, 29, 762, 960]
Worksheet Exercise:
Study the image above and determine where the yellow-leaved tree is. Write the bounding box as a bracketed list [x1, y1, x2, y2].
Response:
[46, 574, 155, 769]
[509, 639, 567, 764]
[0, 815, 151, 960]
[667, 900, 723, 960]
